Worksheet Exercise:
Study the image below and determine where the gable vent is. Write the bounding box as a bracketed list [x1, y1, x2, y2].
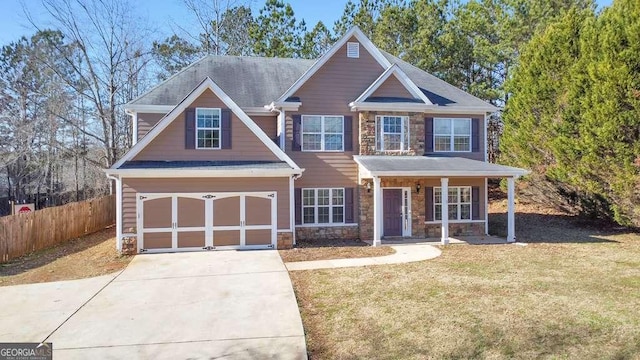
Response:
[347, 42, 360, 58]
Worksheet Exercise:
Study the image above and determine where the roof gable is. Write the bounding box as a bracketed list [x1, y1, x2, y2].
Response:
[275, 27, 391, 104]
[353, 64, 432, 105]
[112, 77, 300, 170]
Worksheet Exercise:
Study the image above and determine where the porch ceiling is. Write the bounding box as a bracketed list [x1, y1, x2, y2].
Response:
[353, 156, 529, 178]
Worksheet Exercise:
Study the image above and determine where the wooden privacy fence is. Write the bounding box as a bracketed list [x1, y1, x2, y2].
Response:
[0, 194, 115, 263]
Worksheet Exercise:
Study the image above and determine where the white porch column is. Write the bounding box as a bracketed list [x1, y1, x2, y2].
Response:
[507, 176, 516, 242]
[111, 176, 123, 251]
[372, 176, 382, 246]
[441, 177, 449, 245]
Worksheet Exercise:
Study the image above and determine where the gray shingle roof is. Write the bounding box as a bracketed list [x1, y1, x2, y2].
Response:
[129, 51, 496, 111]
[129, 55, 316, 108]
[354, 156, 528, 177]
[119, 160, 291, 170]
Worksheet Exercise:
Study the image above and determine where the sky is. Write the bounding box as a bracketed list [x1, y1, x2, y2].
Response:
[0, 0, 614, 47]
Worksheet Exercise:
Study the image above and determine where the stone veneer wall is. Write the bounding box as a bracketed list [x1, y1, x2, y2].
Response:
[277, 232, 293, 249]
[359, 177, 427, 240]
[359, 111, 426, 155]
[295, 225, 360, 241]
[425, 222, 485, 237]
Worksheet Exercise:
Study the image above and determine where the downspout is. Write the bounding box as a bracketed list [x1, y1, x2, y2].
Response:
[126, 109, 138, 145]
[106, 174, 122, 252]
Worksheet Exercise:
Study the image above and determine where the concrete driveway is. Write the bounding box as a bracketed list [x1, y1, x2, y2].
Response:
[0, 250, 307, 359]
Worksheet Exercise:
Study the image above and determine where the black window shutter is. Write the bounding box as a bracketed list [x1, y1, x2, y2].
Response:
[472, 186, 480, 220]
[273, 135, 280, 145]
[344, 187, 355, 223]
[425, 117, 434, 153]
[292, 115, 302, 151]
[343, 116, 353, 151]
[471, 118, 480, 152]
[294, 188, 302, 225]
[425, 187, 434, 221]
[221, 109, 232, 149]
[185, 108, 196, 149]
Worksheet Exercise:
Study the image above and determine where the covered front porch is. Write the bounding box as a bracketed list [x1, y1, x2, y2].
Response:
[354, 156, 529, 246]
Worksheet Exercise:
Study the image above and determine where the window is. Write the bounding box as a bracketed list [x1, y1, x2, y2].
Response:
[302, 115, 344, 151]
[196, 108, 221, 149]
[347, 42, 360, 58]
[434, 118, 471, 152]
[434, 186, 472, 221]
[376, 115, 409, 151]
[302, 188, 345, 224]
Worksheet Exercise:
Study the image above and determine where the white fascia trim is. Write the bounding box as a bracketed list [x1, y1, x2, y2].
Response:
[360, 170, 530, 178]
[111, 77, 301, 171]
[124, 104, 174, 113]
[105, 168, 302, 178]
[276, 26, 391, 103]
[426, 107, 500, 115]
[353, 64, 432, 105]
[350, 102, 438, 112]
[244, 107, 275, 116]
[268, 101, 301, 111]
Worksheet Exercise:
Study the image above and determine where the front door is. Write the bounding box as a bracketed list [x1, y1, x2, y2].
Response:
[383, 189, 403, 236]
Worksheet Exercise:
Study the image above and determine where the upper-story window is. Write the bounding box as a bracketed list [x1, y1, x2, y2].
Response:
[196, 108, 221, 149]
[302, 115, 344, 151]
[376, 115, 409, 151]
[434, 118, 471, 152]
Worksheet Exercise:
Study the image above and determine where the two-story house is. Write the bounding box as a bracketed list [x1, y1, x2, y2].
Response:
[105, 27, 528, 253]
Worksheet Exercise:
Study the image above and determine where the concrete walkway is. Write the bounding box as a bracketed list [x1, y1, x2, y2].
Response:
[0, 250, 307, 360]
[285, 244, 441, 271]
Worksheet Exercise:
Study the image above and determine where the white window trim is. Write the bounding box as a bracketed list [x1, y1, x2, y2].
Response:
[434, 186, 472, 221]
[375, 115, 410, 151]
[195, 107, 222, 150]
[433, 117, 472, 153]
[301, 115, 345, 152]
[302, 188, 346, 225]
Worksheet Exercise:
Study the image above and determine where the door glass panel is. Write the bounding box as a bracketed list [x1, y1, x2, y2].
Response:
[213, 196, 240, 226]
[143, 197, 172, 228]
[245, 196, 271, 226]
[177, 197, 205, 228]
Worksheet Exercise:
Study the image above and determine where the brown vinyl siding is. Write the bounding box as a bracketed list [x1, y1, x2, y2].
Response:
[122, 177, 291, 231]
[137, 113, 165, 140]
[251, 115, 277, 139]
[425, 113, 486, 161]
[421, 177, 486, 220]
[370, 75, 414, 99]
[134, 90, 279, 162]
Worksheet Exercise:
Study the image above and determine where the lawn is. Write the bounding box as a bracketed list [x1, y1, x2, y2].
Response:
[290, 199, 640, 359]
[0, 227, 132, 286]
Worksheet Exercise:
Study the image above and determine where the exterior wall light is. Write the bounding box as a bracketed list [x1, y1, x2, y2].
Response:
[416, 183, 421, 193]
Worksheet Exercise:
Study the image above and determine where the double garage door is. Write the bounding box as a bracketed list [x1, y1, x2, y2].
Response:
[137, 192, 276, 253]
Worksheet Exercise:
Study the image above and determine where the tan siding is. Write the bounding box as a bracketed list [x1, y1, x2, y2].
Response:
[425, 113, 486, 161]
[134, 90, 279, 162]
[370, 76, 414, 99]
[422, 177, 486, 220]
[137, 113, 165, 140]
[252, 116, 277, 139]
[122, 177, 290, 230]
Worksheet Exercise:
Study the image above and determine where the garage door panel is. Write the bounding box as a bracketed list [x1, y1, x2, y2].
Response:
[177, 197, 205, 227]
[178, 231, 205, 248]
[143, 197, 172, 228]
[214, 230, 241, 246]
[213, 197, 240, 226]
[245, 196, 271, 226]
[144, 232, 172, 249]
[245, 229, 272, 246]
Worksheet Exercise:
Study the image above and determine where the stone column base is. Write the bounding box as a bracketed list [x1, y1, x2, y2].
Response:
[277, 232, 293, 249]
[121, 236, 137, 255]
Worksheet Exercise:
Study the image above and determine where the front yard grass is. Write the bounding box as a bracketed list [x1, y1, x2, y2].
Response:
[0, 227, 132, 286]
[290, 200, 640, 359]
[279, 239, 395, 263]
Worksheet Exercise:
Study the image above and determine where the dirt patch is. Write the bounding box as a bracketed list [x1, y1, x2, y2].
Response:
[0, 227, 132, 287]
[279, 239, 395, 263]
